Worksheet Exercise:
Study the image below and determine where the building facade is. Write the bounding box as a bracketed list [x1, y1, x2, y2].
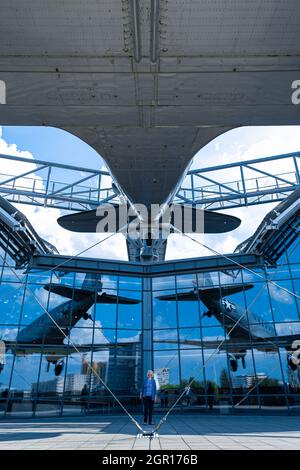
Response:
[0, 236, 300, 418]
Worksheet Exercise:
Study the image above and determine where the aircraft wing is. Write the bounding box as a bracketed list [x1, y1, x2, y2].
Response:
[98, 292, 140, 304]
[156, 291, 197, 301]
[3, 340, 139, 357]
[156, 283, 254, 302]
[258, 333, 300, 351]
[154, 337, 250, 353]
[44, 283, 140, 304]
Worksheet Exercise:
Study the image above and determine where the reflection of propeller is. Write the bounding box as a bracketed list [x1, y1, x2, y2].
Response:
[287, 352, 298, 371]
[83, 312, 92, 321]
[54, 360, 64, 376]
[202, 309, 215, 318]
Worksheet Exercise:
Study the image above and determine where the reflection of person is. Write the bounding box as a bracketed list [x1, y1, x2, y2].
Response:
[207, 382, 215, 410]
[81, 384, 88, 413]
[185, 385, 191, 406]
[140, 370, 157, 425]
[160, 389, 169, 408]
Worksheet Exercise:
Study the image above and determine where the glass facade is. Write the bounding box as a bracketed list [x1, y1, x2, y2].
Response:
[1, 237, 300, 417]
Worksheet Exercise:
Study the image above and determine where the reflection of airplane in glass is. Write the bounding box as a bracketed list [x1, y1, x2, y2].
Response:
[1, 273, 140, 376]
[157, 279, 300, 373]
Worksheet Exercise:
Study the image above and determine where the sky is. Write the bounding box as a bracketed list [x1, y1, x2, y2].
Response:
[1, 125, 300, 261]
[1, 125, 300, 387]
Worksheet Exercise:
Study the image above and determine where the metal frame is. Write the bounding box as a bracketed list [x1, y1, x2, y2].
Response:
[176, 152, 300, 210]
[0, 153, 116, 211]
[0, 151, 299, 212]
[29, 252, 264, 277]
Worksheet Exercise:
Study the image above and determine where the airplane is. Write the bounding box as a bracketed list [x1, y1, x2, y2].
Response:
[156, 277, 300, 373]
[56, 170, 241, 263]
[0, 273, 140, 376]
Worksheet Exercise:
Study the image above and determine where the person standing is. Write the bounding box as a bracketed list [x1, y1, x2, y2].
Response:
[80, 384, 89, 414]
[207, 382, 215, 411]
[140, 370, 157, 425]
[185, 385, 191, 406]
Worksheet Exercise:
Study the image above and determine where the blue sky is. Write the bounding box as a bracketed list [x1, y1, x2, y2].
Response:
[2, 125, 300, 387]
[1, 125, 300, 260]
[2, 126, 103, 169]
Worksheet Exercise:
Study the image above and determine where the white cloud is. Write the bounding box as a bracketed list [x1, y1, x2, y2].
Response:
[68, 319, 109, 345]
[167, 126, 300, 259]
[0, 126, 128, 260]
[0, 327, 18, 341]
[1, 125, 300, 261]
[268, 284, 294, 305]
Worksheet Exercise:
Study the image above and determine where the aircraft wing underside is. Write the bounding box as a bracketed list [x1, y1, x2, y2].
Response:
[5, 333, 300, 359]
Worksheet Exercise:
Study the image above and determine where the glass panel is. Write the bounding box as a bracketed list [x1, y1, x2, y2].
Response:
[0, 282, 23, 325]
[117, 292, 141, 329]
[179, 327, 201, 349]
[180, 349, 206, 408]
[177, 288, 200, 327]
[94, 303, 117, 328]
[153, 329, 178, 350]
[118, 276, 142, 291]
[152, 276, 175, 291]
[268, 280, 299, 322]
[154, 350, 180, 389]
[244, 282, 274, 324]
[153, 291, 177, 329]
[8, 352, 42, 417]
[176, 274, 196, 289]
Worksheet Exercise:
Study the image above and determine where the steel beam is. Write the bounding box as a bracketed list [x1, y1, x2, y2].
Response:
[29, 253, 264, 277]
[0, 151, 300, 212]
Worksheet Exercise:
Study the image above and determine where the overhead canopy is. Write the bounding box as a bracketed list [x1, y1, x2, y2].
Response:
[0, 0, 300, 205]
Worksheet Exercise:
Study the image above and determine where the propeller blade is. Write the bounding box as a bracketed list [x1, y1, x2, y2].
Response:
[170, 204, 241, 234]
[57, 204, 128, 233]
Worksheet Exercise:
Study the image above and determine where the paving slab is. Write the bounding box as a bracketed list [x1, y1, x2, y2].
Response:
[0, 414, 300, 450]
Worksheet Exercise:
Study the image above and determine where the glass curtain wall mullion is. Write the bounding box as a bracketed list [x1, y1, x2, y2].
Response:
[263, 263, 290, 411]
[60, 269, 77, 417]
[33, 269, 54, 417]
[4, 264, 28, 417]
[196, 273, 209, 410]
[175, 276, 182, 402]
[217, 270, 235, 410]
[240, 268, 262, 410]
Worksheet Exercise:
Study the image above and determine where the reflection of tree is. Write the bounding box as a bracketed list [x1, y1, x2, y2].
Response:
[258, 377, 280, 388]
[160, 384, 178, 390]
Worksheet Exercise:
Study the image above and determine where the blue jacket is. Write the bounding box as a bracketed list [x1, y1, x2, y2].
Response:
[140, 378, 157, 400]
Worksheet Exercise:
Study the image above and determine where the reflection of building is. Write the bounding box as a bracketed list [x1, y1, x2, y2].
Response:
[33, 356, 108, 395]
[106, 343, 141, 393]
[2, 183, 300, 416]
[155, 368, 170, 387]
[32, 377, 64, 395]
[232, 374, 267, 389]
[81, 354, 107, 388]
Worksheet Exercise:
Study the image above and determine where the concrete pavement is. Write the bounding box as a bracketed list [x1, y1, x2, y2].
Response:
[0, 414, 300, 450]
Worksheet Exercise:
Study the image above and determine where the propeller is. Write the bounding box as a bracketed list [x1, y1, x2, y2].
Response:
[202, 310, 214, 318]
